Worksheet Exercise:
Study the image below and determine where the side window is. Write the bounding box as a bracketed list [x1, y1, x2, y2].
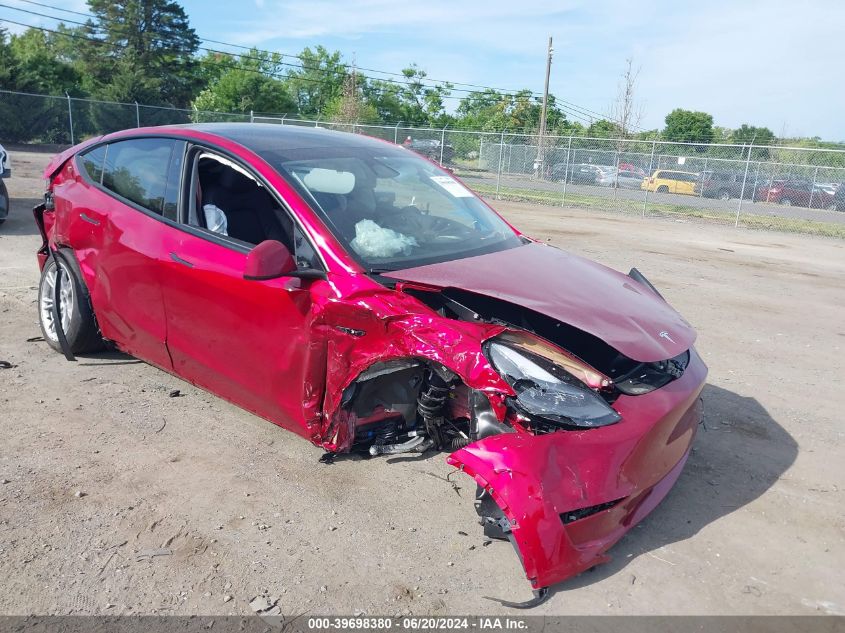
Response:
[79, 145, 107, 184]
[190, 151, 294, 250]
[655, 171, 665, 179]
[102, 138, 178, 215]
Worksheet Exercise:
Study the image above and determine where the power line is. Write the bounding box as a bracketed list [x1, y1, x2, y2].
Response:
[0, 7, 601, 127]
[5, 0, 617, 124]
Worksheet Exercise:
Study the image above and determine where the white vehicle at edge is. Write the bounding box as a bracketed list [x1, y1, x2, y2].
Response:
[0, 143, 10, 225]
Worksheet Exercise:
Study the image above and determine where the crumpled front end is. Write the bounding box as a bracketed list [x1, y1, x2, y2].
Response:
[448, 347, 707, 590]
[316, 270, 707, 598]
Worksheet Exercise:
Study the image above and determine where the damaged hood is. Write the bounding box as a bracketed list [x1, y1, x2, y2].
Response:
[385, 242, 695, 363]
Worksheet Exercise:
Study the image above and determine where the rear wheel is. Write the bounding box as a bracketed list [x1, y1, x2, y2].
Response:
[0, 180, 8, 224]
[656, 185, 669, 193]
[38, 250, 104, 354]
[825, 203, 836, 211]
[780, 198, 792, 206]
[719, 189, 731, 200]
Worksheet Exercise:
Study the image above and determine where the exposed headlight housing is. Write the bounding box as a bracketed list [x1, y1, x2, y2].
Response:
[486, 339, 621, 430]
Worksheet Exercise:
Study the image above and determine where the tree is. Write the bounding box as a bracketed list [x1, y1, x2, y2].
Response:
[586, 119, 619, 138]
[286, 46, 347, 117]
[609, 57, 642, 139]
[0, 28, 83, 143]
[367, 65, 452, 126]
[192, 50, 296, 118]
[324, 66, 378, 125]
[663, 108, 714, 145]
[730, 124, 776, 146]
[80, 0, 200, 107]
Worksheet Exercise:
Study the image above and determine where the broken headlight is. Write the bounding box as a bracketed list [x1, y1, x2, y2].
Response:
[486, 341, 621, 429]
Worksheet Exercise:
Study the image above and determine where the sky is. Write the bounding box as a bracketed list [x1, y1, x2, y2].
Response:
[3, 0, 844, 140]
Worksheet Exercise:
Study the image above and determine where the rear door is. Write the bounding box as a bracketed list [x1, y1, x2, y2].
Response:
[69, 137, 186, 369]
[157, 145, 327, 437]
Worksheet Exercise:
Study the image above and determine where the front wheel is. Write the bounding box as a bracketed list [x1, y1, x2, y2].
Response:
[38, 250, 104, 354]
[779, 198, 792, 206]
[719, 190, 731, 200]
[656, 185, 669, 193]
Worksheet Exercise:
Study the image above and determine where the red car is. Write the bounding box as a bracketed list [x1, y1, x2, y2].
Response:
[34, 124, 706, 606]
[757, 180, 837, 209]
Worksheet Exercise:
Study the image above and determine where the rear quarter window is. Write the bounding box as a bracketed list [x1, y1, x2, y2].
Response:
[102, 138, 182, 215]
[79, 145, 107, 183]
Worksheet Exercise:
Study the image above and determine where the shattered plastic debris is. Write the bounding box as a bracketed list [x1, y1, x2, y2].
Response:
[350, 219, 417, 258]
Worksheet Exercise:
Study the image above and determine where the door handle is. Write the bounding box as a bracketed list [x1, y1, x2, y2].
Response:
[169, 252, 194, 268]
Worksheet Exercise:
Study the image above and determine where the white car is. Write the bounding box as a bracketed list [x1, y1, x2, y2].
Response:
[0, 143, 10, 225]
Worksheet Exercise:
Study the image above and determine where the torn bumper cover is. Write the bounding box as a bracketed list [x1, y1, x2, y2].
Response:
[448, 348, 707, 589]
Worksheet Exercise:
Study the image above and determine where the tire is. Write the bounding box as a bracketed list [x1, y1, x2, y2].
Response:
[0, 179, 8, 223]
[779, 198, 792, 206]
[825, 204, 836, 211]
[656, 185, 669, 193]
[719, 190, 731, 200]
[38, 249, 104, 354]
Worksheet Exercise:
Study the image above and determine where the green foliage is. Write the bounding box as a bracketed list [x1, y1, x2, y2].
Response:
[286, 46, 347, 116]
[0, 28, 83, 143]
[586, 119, 618, 138]
[663, 108, 715, 145]
[80, 0, 199, 107]
[192, 50, 296, 118]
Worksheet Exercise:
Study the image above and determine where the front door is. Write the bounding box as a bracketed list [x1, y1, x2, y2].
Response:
[158, 148, 327, 437]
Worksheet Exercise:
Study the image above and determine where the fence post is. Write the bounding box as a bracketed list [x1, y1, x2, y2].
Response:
[699, 157, 707, 197]
[495, 130, 506, 200]
[439, 125, 448, 166]
[314, 115, 321, 128]
[281, 114, 287, 125]
[394, 121, 401, 144]
[642, 139, 657, 217]
[613, 143, 621, 206]
[561, 135, 572, 207]
[250, 110, 254, 123]
[134, 101, 140, 127]
[65, 92, 74, 145]
[478, 135, 484, 169]
[808, 165, 819, 209]
[736, 142, 753, 227]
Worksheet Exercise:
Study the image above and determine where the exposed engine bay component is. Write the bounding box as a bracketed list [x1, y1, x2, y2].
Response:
[345, 360, 471, 456]
[369, 434, 432, 456]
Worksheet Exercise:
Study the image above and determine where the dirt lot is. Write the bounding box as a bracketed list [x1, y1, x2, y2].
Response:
[0, 149, 843, 616]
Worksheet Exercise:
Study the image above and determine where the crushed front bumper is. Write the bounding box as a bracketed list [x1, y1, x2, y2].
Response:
[448, 348, 707, 589]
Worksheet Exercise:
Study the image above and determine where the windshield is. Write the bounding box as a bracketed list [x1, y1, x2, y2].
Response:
[266, 145, 522, 271]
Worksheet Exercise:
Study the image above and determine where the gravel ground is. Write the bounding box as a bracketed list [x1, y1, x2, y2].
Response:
[0, 150, 843, 616]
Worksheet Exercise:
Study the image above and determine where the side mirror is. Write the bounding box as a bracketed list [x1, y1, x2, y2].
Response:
[244, 240, 296, 280]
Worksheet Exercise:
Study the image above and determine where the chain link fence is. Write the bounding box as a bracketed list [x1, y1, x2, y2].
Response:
[3, 88, 844, 237]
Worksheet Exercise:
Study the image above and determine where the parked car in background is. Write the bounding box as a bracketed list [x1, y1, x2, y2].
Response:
[699, 171, 755, 200]
[597, 167, 645, 189]
[550, 162, 602, 184]
[756, 180, 837, 209]
[0, 143, 10, 225]
[835, 183, 845, 211]
[617, 163, 646, 178]
[405, 138, 454, 164]
[641, 170, 699, 195]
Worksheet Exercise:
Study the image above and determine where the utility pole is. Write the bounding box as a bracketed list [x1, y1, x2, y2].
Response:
[535, 36, 553, 179]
